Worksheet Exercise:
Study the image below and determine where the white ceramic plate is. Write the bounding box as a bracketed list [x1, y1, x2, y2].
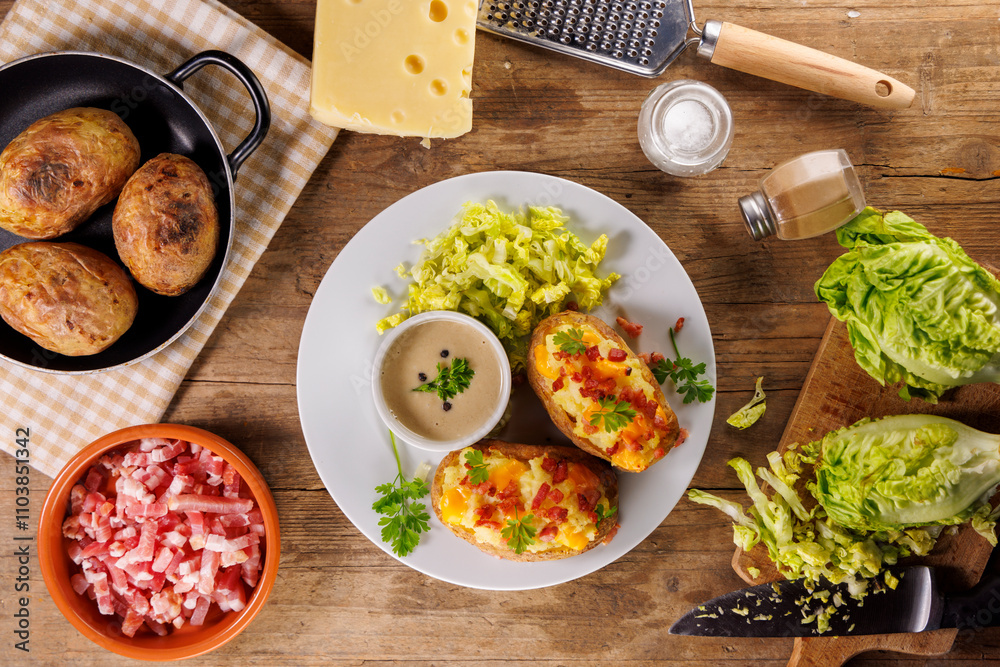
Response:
[296, 171, 716, 590]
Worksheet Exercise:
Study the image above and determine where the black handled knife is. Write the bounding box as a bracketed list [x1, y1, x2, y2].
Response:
[670, 565, 1000, 637]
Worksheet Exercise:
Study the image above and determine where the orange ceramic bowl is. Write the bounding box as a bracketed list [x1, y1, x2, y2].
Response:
[38, 424, 280, 661]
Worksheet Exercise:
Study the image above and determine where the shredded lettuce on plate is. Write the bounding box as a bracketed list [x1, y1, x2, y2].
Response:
[375, 200, 619, 371]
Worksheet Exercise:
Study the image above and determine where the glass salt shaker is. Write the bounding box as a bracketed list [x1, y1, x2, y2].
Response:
[637, 80, 734, 177]
[739, 149, 866, 240]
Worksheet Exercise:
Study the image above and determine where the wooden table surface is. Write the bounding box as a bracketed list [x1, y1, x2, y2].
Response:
[2, 0, 1000, 665]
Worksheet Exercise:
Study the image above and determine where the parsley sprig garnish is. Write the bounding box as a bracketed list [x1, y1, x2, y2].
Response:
[413, 357, 475, 401]
[464, 449, 490, 485]
[501, 508, 536, 554]
[594, 503, 617, 524]
[372, 431, 431, 557]
[651, 327, 715, 404]
[553, 328, 588, 355]
[589, 396, 637, 433]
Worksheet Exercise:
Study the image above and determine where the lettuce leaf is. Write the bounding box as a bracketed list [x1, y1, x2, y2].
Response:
[815, 207, 1000, 402]
[377, 201, 619, 371]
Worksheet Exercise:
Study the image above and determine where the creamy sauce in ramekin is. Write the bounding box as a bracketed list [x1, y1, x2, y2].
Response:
[380, 319, 504, 442]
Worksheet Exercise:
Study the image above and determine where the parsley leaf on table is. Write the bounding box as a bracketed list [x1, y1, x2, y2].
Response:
[589, 396, 637, 433]
[372, 431, 431, 557]
[464, 449, 490, 485]
[553, 328, 588, 355]
[651, 327, 715, 404]
[501, 509, 537, 555]
[412, 357, 475, 402]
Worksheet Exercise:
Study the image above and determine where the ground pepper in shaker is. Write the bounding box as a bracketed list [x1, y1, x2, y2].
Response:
[637, 80, 734, 177]
[740, 149, 866, 240]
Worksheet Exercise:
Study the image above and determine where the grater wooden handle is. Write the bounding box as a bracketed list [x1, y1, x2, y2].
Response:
[700, 21, 915, 110]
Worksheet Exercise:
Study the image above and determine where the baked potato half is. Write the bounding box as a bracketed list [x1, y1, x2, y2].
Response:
[432, 439, 619, 561]
[527, 311, 679, 472]
[0, 107, 140, 239]
[113, 153, 219, 296]
[0, 242, 138, 356]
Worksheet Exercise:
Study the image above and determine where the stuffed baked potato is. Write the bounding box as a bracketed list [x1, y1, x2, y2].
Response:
[0, 107, 140, 239]
[113, 153, 219, 296]
[527, 311, 679, 472]
[432, 439, 619, 561]
[0, 242, 138, 356]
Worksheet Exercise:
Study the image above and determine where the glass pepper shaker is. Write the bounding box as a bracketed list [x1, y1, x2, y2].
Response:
[739, 149, 866, 240]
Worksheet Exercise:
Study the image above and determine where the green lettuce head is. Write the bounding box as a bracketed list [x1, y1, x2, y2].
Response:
[815, 207, 1000, 402]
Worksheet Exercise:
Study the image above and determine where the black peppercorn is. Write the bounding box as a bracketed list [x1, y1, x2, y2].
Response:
[440, 349, 449, 358]
[442, 401, 452, 411]
[418, 372, 427, 382]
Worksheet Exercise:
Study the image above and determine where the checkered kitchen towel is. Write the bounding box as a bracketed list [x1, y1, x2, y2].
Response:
[0, 0, 338, 477]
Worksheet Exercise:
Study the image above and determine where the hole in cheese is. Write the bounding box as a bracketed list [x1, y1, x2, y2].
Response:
[429, 0, 448, 22]
[404, 54, 425, 75]
[454, 27, 470, 45]
[391, 110, 406, 124]
[430, 79, 448, 96]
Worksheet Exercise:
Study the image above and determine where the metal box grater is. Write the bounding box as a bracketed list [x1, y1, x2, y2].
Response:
[476, 0, 695, 77]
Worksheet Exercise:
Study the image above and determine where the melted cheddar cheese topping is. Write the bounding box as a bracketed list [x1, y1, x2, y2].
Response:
[533, 323, 673, 472]
[439, 446, 613, 555]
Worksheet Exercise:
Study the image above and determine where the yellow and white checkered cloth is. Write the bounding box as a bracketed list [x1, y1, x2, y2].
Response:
[0, 0, 338, 477]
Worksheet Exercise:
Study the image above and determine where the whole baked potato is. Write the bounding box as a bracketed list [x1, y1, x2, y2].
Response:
[432, 439, 619, 561]
[527, 311, 680, 472]
[113, 153, 219, 296]
[0, 107, 140, 239]
[0, 242, 138, 356]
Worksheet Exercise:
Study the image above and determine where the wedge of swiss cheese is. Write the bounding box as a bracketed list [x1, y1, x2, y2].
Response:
[310, 0, 476, 139]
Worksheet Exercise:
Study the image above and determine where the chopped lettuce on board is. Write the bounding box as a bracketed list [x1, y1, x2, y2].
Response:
[726, 376, 766, 429]
[689, 413, 1000, 599]
[815, 207, 1000, 402]
[376, 200, 620, 372]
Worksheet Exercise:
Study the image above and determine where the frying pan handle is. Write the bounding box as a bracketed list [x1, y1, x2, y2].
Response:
[165, 50, 271, 177]
[696, 20, 915, 110]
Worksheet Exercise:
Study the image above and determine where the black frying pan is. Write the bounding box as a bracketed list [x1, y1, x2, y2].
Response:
[0, 49, 270, 374]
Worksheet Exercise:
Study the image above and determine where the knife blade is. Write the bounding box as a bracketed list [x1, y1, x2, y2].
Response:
[670, 565, 1000, 637]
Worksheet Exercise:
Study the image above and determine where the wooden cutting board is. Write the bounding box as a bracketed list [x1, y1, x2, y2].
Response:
[732, 317, 1000, 666]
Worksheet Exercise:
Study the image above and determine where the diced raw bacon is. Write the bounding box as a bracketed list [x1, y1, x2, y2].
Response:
[63, 515, 85, 540]
[221, 548, 250, 568]
[122, 451, 152, 467]
[168, 494, 254, 515]
[120, 608, 145, 638]
[241, 545, 261, 588]
[151, 440, 187, 463]
[70, 484, 88, 514]
[92, 572, 113, 615]
[217, 513, 250, 528]
[165, 473, 194, 498]
[146, 619, 169, 636]
[81, 541, 111, 559]
[126, 502, 168, 519]
[150, 589, 183, 622]
[82, 492, 106, 513]
[204, 533, 259, 553]
[63, 438, 264, 638]
[151, 546, 175, 573]
[71, 573, 90, 595]
[84, 468, 105, 493]
[189, 596, 211, 626]
[198, 550, 221, 595]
